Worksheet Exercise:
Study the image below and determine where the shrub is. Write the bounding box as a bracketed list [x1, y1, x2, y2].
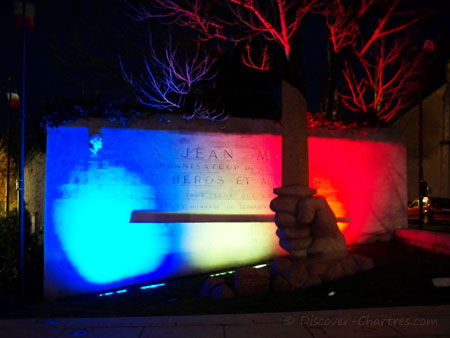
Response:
[0, 212, 20, 292]
[0, 211, 43, 298]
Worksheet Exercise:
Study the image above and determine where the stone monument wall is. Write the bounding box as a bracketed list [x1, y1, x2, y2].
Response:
[41, 115, 406, 298]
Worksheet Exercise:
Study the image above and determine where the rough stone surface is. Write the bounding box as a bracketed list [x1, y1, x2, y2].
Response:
[234, 267, 270, 295]
[199, 277, 225, 297]
[305, 260, 328, 278]
[274, 212, 298, 227]
[296, 198, 317, 224]
[308, 236, 348, 261]
[271, 275, 294, 293]
[279, 237, 313, 252]
[300, 196, 341, 238]
[269, 257, 292, 276]
[304, 275, 322, 287]
[353, 254, 375, 271]
[282, 261, 309, 289]
[290, 249, 308, 258]
[340, 256, 359, 276]
[270, 196, 299, 215]
[210, 284, 235, 299]
[322, 261, 346, 282]
[271, 185, 348, 261]
[269, 184, 375, 288]
[276, 226, 311, 239]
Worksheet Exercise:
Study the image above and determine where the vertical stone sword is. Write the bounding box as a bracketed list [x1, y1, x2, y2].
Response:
[281, 80, 309, 187]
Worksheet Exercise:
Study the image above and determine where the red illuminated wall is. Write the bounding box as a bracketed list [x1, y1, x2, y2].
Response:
[309, 136, 407, 244]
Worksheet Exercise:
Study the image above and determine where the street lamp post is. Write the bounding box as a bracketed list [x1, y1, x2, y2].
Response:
[418, 86, 424, 229]
[5, 78, 13, 216]
[19, 0, 28, 296]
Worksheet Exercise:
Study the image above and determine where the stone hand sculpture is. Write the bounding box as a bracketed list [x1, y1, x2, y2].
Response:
[271, 185, 347, 260]
[269, 184, 373, 291]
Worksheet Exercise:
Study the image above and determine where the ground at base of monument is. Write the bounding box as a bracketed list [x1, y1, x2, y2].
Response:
[1, 241, 449, 319]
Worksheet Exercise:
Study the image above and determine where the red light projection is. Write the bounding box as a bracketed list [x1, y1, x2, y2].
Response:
[311, 175, 348, 233]
[308, 136, 406, 244]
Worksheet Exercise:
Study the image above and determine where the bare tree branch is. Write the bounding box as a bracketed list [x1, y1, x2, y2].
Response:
[241, 44, 270, 71]
[183, 101, 229, 122]
[339, 35, 426, 122]
[132, 0, 320, 60]
[120, 37, 216, 111]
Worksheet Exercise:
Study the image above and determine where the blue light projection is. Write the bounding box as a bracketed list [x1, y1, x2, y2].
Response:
[45, 127, 177, 296]
[53, 165, 171, 284]
[140, 283, 166, 290]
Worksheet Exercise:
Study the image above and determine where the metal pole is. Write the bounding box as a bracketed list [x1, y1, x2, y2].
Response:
[19, 0, 27, 296]
[5, 78, 12, 216]
[441, 60, 450, 198]
[418, 85, 424, 229]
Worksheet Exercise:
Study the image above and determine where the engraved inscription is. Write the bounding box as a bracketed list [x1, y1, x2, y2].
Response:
[143, 135, 282, 215]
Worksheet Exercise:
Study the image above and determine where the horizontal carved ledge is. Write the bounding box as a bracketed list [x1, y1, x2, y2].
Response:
[130, 212, 351, 223]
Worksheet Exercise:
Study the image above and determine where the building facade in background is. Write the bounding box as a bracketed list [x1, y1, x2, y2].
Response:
[392, 61, 450, 201]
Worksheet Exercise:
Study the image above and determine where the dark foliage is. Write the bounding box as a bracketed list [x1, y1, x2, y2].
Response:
[42, 98, 142, 129]
[0, 211, 43, 300]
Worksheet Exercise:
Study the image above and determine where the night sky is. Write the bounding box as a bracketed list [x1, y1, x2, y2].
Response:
[0, 0, 449, 135]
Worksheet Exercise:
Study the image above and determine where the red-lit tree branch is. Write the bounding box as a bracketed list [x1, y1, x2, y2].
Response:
[325, 0, 364, 53]
[325, 0, 427, 56]
[324, 0, 431, 122]
[130, 0, 433, 124]
[241, 44, 270, 71]
[120, 38, 216, 111]
[339, 35, 425, 122]
[340, 60, 368, 113]
[227, 0, 321, 58]
[356, 0, 426, 58]
[134, 0, 320, 62]
[356, 0, 375, 19]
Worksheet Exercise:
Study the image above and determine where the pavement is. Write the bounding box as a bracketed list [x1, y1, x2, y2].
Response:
[407, 223, 450, 234]
[1, 305, 450, 338]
